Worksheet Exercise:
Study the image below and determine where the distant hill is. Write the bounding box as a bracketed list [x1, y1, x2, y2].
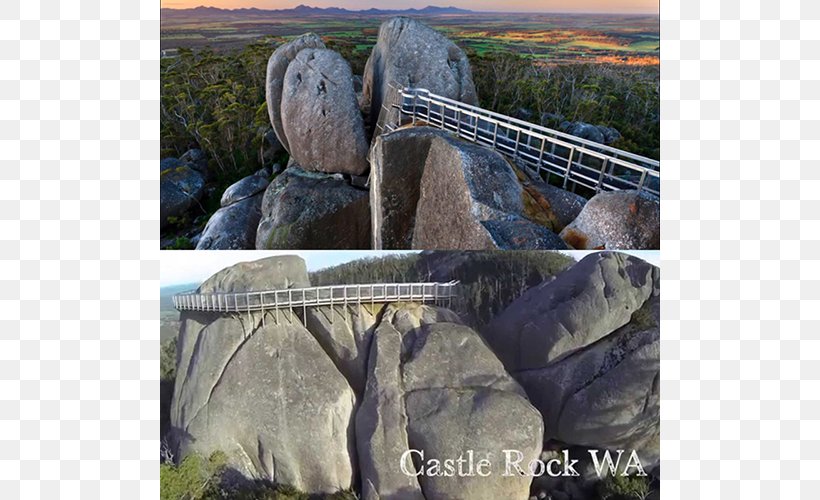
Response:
[161, 4, 474, 20]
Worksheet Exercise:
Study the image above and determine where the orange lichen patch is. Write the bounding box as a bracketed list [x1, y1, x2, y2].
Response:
[561, 228, 588, 250]
[508, 160, 563, 233]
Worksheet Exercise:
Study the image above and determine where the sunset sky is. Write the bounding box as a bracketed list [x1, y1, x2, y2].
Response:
[160, 1, 659, 14]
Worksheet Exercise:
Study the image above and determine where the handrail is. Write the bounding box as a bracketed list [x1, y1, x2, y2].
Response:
[172, 281, 459, 314]
[379, 83, 659, 198]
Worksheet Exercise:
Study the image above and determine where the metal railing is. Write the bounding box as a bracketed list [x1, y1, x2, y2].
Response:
[379, 84, 659, 198]
[173, 281, 459, 324]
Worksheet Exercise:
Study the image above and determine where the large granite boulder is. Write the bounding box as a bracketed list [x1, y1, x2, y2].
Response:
[160, 165, 205, 229]
[411, 136, 523, 247]
[484, 252, 658, 370]
[412, 138, 567, 249]
[371, 127, 567, 250]
[220, 174, 270, 207]
[171, 257, 357, 493]
[483, 252, 660, 468]
[195, 194, 263, 250]
[369, 127, 450, 249]
[265, 33, 326, 152]
[356, 319, 424, 500]
[194, 174, 271, 250]
[356, 304, 542, 500]
[197, 254, 310, 293]
[518, 297, 660, 468]
[559, 190, 660, 250]
[256, 166, 370, 249]
[281, 49, 369, 175]
[362, 17, 477, 135]
[180, 148, 209, 177]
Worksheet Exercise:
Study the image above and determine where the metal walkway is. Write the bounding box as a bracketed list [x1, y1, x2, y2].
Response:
[173, 282, 459, 322]
[379, 84, 659, 198]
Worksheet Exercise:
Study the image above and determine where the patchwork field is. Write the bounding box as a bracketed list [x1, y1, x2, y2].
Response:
[161, 12, 659, 66]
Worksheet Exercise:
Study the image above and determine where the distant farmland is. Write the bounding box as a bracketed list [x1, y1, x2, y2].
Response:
[160, 12, 659, 66]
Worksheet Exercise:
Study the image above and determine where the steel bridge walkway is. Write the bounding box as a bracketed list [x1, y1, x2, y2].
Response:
[378, 84, 660, 198]
[173, 281, 459, 325]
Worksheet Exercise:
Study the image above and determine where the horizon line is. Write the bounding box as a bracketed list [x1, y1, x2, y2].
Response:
[160, 4, 660, 15]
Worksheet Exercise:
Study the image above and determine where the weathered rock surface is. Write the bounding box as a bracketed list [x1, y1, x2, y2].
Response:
[220, 174, 270, 208]
[256, 166, 370, 249]
[559, 190, 660, 250]
[160, 166, 205, 229]
[483, 252, 660, 469]
[402, 323, 542, 500]
[370, 126, 567, 250]
[484, 252, 658, 371]
[198, 254, 310, 293]
[171, 257, 357, 493]
[362, 17, 478, 135]
[161, 157, 183, 172]
[411, 136, 523, 248]
[518, 296, 660, 468]
[357, 305, 542, 500]
[369, 127, 451, 249]
[281, 49, 369, 175]
[521, 175, 588, 231]
[560, 121, 621, 145]
[265, 33, 326, 152]
[356, 320, 425, 500]
[305, 304, 383, 395]
[173, 317, 357, 493]
[195, 194, 263, 250]
[411, 135, 566, 250]
[180, 148, 209, 176]
[478, 218, 569, 250]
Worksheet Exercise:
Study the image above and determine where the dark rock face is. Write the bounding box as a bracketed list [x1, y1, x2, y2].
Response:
[195, 194, 263, 250]
[160, 166, 205, 229]
[194, 174, 271, 250]
[220, 174, 270, 208]
[180, 148, 209, 176]
[361, 17, 478, 135]
[255, 167, 370, 249]
[369, 127, 452, 249]
[171, 257, 357, 493]
[560, 121, 622, 145]
[280, 49, 370, 176]
[161, 157, 183, 172]
[483, 252, 660, 468]
[480, 218, 569, 250]
[559, 190, 660, 250]
[265, 33, 326, 152]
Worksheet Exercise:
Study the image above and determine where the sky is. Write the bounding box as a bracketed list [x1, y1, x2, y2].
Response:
[160, 250, 660, 287]
[160, 1, 659, 14]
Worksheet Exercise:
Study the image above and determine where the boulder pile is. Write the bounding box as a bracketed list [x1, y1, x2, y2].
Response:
[170, 255, 549, 499]
[484, 252, 661, 471]
[195, 174, 270, 250]
[161, 17, 659, 251]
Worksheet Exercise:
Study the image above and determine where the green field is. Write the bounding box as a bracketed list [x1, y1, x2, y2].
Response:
[161, 12, 659, 66]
